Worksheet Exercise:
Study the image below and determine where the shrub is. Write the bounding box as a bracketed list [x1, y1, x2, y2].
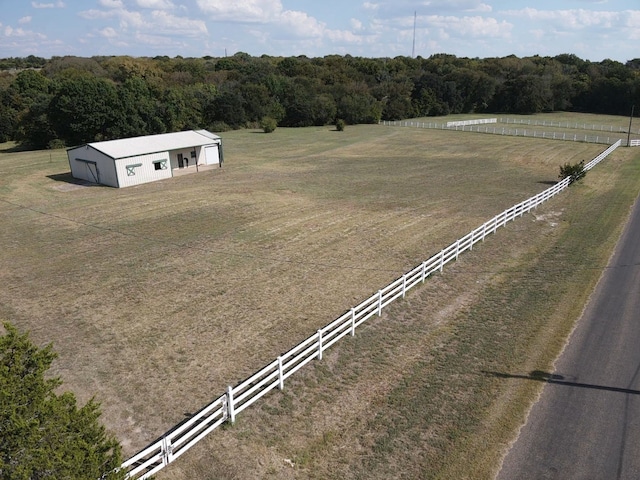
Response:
[559, 160, 586, 184]
[335, 119, 346, 131]
[47, 138, 66, 149]
[261, 116, 277, 133]
[209, 121, 232, 133]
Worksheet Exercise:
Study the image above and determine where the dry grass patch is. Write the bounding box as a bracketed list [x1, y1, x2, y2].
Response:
[0, 120, 631, 474]
[164, 144, 640, 480]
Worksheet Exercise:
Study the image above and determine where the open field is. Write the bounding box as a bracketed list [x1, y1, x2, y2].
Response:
[1, 112, 639, 478]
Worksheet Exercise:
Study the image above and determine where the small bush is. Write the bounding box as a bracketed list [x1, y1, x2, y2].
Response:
[335, 119, 346, 131]
[261, 116, 277, 133]
[47, 139, 66, 149]
[209, 121, 232, 133]
[559, 160, 586, 184]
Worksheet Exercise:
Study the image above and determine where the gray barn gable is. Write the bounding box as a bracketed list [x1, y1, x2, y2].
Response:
[67, 130, 223, 188]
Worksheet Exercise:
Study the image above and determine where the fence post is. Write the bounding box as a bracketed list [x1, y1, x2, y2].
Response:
[226, 386, 236, 424]
[482, 222, 487, 241]
[161, 436, 173, 467]
[421, 261, 427, 282]
[470, 230, 474, 250]
[439, 249, 445, 272]
[402, 274, 407, 298]
[455, 239, 460, 260]
[377, 290, 383, 316]
[317, 329, 323, 360]
[351, 308, 356, 336]
[278, 356, 284, 390]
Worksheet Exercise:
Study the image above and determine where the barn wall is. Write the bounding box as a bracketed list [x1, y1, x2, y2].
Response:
[204, 143, 220, 165]
[115, 151, 173, 188]
[67, 146, 119, 187]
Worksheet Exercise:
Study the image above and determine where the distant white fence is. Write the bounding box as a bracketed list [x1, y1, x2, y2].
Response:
[630, 139, 640, 147]
[500, 117, 640, 135]
[381, 120, 626, 146]
[119, 140, 622, 479]
[446, 118, 497, 127]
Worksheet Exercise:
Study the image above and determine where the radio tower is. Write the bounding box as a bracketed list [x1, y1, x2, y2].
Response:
[412, 11, 417, 58]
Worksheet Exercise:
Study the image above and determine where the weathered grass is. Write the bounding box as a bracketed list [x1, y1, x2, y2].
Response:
[0, 114, 637, 478]
[174, 140, 639, 480]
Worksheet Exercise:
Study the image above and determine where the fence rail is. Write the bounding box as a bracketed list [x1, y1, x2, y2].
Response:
[499, 117, 640, 135]
[120, 140, 622, 479]
[447, 118, 497, 127]
[380, 120, 627, 146]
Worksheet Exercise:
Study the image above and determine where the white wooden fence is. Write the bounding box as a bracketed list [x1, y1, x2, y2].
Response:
[446, 118, 497, 127]
[381, 120, 626, 146]
[119, 140, 622, 479]
[630, 139, 640, 147]
[500, 117, 640, 135]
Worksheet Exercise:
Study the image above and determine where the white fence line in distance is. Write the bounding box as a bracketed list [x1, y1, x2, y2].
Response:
[120, 140, 622, 479]
[446, 118, 497, 127]
[499, 117, 640, 135]
[381, 119, 626, 146]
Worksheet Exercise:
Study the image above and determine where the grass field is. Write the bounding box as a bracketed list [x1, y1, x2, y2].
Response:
[1, 112, 639, 478]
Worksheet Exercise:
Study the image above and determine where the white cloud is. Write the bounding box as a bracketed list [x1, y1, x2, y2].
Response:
[136, 0, 175, 9]
[99, 27, 118, 38]
[3, 26, 46, 39]
[195, 0, 283, 22]
[626, 10, 640, 39]
[503, 8, 622, 29]
[31, 1, 64, 8]
[19, 16, 33, 24]
[149, 10, 208, 36]
[80, 5, 207, 40]
[425, 15, 512, 38]
[278, 10, 324, 37]
[99, 0, 124, 8]
[363, 0, 491, 15]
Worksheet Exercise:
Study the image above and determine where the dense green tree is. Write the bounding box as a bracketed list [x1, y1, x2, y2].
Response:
[42, 56, 108, 80]
[48, 76, 121, 144]
[206, 85, 246, 128]
[14, 95, 57, 148]
[0, 323, 124, 479]
[491, 74, 553, 114]
[2, 53, 640, 145]
[116, 76, 165, 137]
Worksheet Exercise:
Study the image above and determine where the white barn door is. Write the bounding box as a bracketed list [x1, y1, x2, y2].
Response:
[204, 145, 219, 165]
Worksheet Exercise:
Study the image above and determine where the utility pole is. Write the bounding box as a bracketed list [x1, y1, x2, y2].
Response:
[627, 104, 635, 147]
[412, 11, 417, 58]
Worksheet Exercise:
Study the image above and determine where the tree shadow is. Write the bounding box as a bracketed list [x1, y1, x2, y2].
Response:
[484, 370, 640, 395]
[0, 143, 37, 153]
[537, 180, 558, 186]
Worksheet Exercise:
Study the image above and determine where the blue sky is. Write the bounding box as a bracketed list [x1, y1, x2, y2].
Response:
[0, 0, 638, 61]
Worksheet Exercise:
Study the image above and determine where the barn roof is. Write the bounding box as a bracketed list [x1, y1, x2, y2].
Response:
[77, 130, 221, 160]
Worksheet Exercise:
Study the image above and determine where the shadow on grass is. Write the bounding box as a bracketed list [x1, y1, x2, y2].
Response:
[0, 143, 36, 153]
[484, 370, 640, 395]
[537, 180, 559, 186]
[47, 172, 101, 187]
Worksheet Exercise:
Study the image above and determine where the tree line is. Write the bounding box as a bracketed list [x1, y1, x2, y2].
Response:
[0, 52, 639, 148]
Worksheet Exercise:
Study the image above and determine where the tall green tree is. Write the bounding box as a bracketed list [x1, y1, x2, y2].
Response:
[0, 323, 124, 480]
[48, 76, 121, 144]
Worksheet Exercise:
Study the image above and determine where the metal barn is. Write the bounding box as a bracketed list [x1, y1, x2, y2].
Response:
[67, 130, 223, 188]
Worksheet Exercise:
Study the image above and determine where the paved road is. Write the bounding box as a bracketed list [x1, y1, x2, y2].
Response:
[497, 196, 640, 480]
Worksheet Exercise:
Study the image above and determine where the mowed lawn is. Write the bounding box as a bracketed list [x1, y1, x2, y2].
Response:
[0, 114, 636, 478]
